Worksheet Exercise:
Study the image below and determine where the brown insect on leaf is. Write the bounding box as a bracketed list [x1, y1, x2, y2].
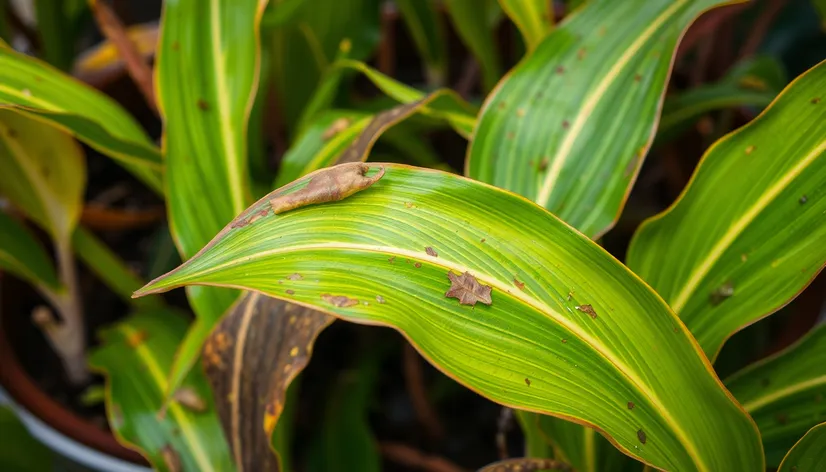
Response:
[445, 271, 492, 306]
[322, 117, 351, 140]
[710, 281, 734, 306]
[161, 445, 182, 472]
[321, 293, 360, 307]
[637, 429, 647, 444]
[172, 387, 207, 413]
[425, 247, 438, 257]
[575, 304, 597, 319]
[269, 162, 385, 215]
[478, 457, 573, 472]
[287, 273, 303, 281]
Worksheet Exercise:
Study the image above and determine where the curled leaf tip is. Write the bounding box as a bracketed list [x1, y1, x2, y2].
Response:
[269, 162, 386, 215]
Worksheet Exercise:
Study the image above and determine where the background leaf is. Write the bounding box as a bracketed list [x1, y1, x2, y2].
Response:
[0, 211, 61, 292]
[726, 323, 826, 467]
[396, 0, 448, 87]
[498, 0, 553, 51]
[444, 0, 502, 91]
[466, 0, 736, 239]
[627, 60, 826, 359]
[778, 422, 826, 472]
[88, 309, 235, 472]
[531, 415, 638, 472]
[0, 406, 54, 471]
[0, 45, 163, 193]
[156, 0, 267, 393]
[137, 164, 763, 472]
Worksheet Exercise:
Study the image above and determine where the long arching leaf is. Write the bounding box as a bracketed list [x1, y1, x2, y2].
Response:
[627, 60, 826, 359]
[777, 422, 826, 472]
[466, 0, 741, 239]
[726, 323, 826, 467]
[498, 0, 553, 51]
[156, 0, 267, 394]
[136, 163, 763, 471]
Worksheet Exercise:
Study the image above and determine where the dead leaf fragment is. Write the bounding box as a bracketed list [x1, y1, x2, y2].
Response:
[321, 294, 360, 307]
[172, 387, 207, 413]
[575, 304, 597, 319]
[161, 445, 182, 472]
[425, 247, 438, 257]
[269, 162, 384, 215]
[322, 117, 351, 140]
[710, 281, 734, 306]
[444, 271, 492, 306]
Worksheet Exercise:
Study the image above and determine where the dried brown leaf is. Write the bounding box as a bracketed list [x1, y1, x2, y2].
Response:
[444, 271, 492, 306]
[268, 163, 384, 215]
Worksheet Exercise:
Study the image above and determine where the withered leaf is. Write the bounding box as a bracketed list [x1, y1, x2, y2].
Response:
[575, 304, 597, 319]
[321, 293, 360, 307]
[445, 271, 492, 306]
[710, 281, 734, 306]
[203, 293, 334, 472]
[269, 162, 384, 215]
[425, 246, 438, 257]
[172, 387, 206, 413]
[478, 457, 573, 472]
[161, 445, 182, 472]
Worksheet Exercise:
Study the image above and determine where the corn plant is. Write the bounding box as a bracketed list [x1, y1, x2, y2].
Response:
[1, 0, 825, 471]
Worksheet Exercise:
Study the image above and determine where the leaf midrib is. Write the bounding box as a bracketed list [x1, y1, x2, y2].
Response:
[172, 241, 705, 470]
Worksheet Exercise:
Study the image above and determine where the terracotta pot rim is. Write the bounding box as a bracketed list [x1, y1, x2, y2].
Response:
[0, 318, 148, 465]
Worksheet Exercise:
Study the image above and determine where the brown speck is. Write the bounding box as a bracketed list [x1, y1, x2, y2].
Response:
[196, 99, 209, 111]
[171, 41, 180, 51]
[388, 256, 396, 263]
[562, 120, 570, 129]
[634, 73, 642, 82]
[514, 278, 525, 290]
[516, 108, 525, 118]
[34, 76, 43, 82]
[799, 195, 808, 204]
[555, 66, 565, 75]
[480, 238, 486, 243]
[445, 271, 493, 306]
[498, 101, 507, 110]
[741, 253, 748, 262]
[406, 259, 411, 264]
[776, 413, 788, 425]
[404, 202, 416, 209]
[414, 262, 422, 268]
[710, 281, 734, 305]
[286, 289, 295, 295]
[815, 393, 823, 403]
[575, 304, 597, 319]
[524, 378, 531, 386]
[760, 378, 770, 387]
[6, 128, 17, 138]
[673, 326, 679, 333]
[322, 117, 351, 140]
[577, 48, 586, 60]
[812, 97, 821, 104]
[561, 339, 567, 343]
[126, 330, 148, 348]
[161, 446, 182, 472]
[173, 387, 207, 412]
[287, 273, 303, 281]
[791, 466, 798, 472]
[627, 401, 635, 410]
[637, 429, 646, 444]
[537, 158, 549, 171]
[376, 295, 385, 304]
[506, 131, 515, 140]
[745, 145, 755, 154]
[322, 293, 360, 307]
[426, 247, 438, 257]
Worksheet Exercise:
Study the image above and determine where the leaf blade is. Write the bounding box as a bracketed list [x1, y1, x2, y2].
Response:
[777, 422, 826, 472]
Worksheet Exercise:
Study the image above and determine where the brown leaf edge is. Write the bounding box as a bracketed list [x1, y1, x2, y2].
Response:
[202, 293, 334, 471]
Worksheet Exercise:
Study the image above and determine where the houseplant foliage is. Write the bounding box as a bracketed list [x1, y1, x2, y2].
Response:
[0, 0, 824, 471]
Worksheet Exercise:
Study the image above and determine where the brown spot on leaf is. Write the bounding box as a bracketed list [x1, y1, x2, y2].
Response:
[627, 401, 635, 409]
[481, 238, 486, 243]
[812, 97, 821, 104]
[322, 117, 351, 140]
[760, 378, 770, 387]
[231, 208, 270, 229]
[287, 273, 303, 281]
[710, 281, 734, 305]
[799, 195, 808, 204]
[322, 294, 360, 307]
[6, 128, 17, 138]
[776, 413, 788, 425]
[555, 66, 565, 75]
[537, 158, 549, 171]
[388, 256, 396, 263]
[577, 48, 587, 60]
[524, 378, 531, 386]
[197, 99, 209, 111]
[426, 247, 438, 257]
[562, 120, 570, 129]
[269, 163, 384, 215]
[741, 253, 748, 262]
[161, 445, 182, 472]
[404, 201, 416, 209]
[376, 295, 385, 304]
[637, 429, 646, 444]
[561, 339, 567, 343]
[575, 304, 597, 319]
[507, 131, 515, 140]
[516, 108, 525, 118]
[126, 330, 148, 348]
[285, 289, 295, 295]
[173, 387, 207, 412]
[445, 271, 493, 306]
[498, 101, 507, 110]
[634, 73, 642, 82]
[414, 262, 422, 268]
[745, 145, 755, 154]
[514, 278, 525, 290]
[171, 41, 180, 51]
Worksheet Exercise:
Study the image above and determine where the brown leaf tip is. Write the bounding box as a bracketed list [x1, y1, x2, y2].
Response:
[575, 304, 597, 319]
[445, 271, 492, 306]
[425, 247, 438, 257]
[321, 293, 360, 307]
[637, 429, 646, 444]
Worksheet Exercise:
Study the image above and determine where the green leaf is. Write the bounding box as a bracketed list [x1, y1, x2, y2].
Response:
[88, 309, 234, 472]
[0, 211, 61, 292]
[0, 110, 85, 243]
[0, 406, 54, 471]
[0, 45, 163, 194]
[657, 56, 786, 143]
[156, 0, 266, 393]
[71, 226, 161, 309]
[498, 0, 552, 51]
[0, 2, 10, 43]
[34, 0, 74, 70]
[261, 0, 307, 28]
[533, 415, 639, 472]
[514, 411, 554, 458]
[778, 422, 826, 472]
[725, 324, 826, 467]
[626, 60, 826, 359]
[444, 0, 502, 91]
[813, 0, 826, 31]
[136, 163, 764, 471]
[396, 0, 448, 86]
[466, 0, 735, 239]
